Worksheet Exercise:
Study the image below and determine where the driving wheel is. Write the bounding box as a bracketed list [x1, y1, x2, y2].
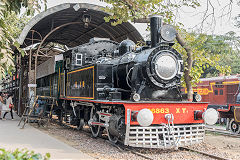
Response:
[229, 119, 240, 134]
[106, 128, 118, 143]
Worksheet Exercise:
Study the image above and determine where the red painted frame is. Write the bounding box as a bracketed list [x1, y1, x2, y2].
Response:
[61, 97, 207, 125]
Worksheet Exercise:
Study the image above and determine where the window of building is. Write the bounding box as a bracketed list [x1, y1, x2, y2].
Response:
[214, 90, 218, 95]
[220, 89, 223, 95]
[76, 54, 82, 66]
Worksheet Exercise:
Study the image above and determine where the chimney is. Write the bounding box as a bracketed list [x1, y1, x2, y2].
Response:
[150, 15, 162, 48]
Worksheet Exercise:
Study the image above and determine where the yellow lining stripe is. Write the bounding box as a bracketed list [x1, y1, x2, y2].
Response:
[66, 96, 94, 99]
[234, 107, 240, 122]
[223, 81, 240, 85]
[67, 66, 94, 74]
[208, 82, 215, 93]
[58, 68, 60, 92]
[66, 73, 68, 96]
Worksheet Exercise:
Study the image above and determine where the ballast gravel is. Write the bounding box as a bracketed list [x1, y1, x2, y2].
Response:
[35, 123, 240, 160]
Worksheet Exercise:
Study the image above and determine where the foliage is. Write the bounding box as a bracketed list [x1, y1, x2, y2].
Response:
[0, 148, 50, 160]
[2, 0, 46, 14]
[0, 9, 31, 77]
[173, 29, 231, 86]
[232, 4, 240, 75]
[213, 32, 240, 76]
[200, 32, 240, 77]
[218, 52, 240, 75]
[0, 0, 46, 78]
[235, 13, 240, 28]
[100, 0, 200, 26]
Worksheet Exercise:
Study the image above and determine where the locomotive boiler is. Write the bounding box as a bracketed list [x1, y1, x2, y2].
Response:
[36, 15, 218, 149]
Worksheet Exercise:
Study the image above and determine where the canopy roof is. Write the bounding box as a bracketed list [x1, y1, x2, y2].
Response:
[18, 3, 143, 48]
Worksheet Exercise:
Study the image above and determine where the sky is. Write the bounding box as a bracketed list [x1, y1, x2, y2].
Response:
[177, 0, 240, 36]
[46, 0, 240, 39]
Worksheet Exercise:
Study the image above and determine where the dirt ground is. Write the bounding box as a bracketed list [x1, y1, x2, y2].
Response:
[204, 133, 240, 158]
[35, 123, 240, 160]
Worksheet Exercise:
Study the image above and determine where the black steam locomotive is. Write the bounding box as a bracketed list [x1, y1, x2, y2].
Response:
[36, 15, 216, 148]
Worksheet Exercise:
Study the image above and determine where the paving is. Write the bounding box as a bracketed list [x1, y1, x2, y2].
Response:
[0, 111, 95, 160]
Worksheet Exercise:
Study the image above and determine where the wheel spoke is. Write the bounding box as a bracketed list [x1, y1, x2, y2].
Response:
[90, 106, 101, 137]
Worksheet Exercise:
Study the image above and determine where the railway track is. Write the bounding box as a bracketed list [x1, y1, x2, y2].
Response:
[179, 147, 228, 160]
[107, 142, 154, 160]
[39, 120, 231, 160]
[205, 126, 240, 138]
[109, 143, 229, 160]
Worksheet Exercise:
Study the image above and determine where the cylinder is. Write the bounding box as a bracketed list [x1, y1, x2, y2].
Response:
[150, 15, 162, 48]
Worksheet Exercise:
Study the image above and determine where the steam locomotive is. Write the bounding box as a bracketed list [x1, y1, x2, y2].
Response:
[36, 15, 218, 149]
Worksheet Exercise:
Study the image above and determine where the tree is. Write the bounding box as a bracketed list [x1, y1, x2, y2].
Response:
[185, 31, 240, 78]
[0, 8, 31, 77]
[174, 30, 231, 83]
[201, 32, 240, 77]
[0, 0, 45, 77]
[235, 14, 240, 28]
[3, 0, 46, 14]
[100, 0, 230, 100]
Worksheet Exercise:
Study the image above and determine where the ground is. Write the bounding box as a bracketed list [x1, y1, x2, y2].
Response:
[35, 122, 240, 160]
[205, 133, 240, 158]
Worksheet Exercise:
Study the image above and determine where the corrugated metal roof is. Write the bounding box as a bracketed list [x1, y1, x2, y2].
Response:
[18, 3, 143, 48]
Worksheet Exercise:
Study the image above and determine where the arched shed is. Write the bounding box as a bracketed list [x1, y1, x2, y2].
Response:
[18, 3, 143, 48]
